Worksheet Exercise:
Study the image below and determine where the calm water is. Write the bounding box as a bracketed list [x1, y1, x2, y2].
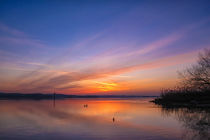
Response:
[0, 98, 209, 140]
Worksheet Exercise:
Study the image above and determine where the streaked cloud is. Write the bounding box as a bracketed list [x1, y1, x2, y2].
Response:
[0, 1, 210, 94]
[0, 22, 26, 37]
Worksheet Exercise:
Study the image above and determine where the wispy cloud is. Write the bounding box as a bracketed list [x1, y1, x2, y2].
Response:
[0, 21, 56, 51]
[1, 17, 210, 94]
[20, 62, 52, 68]
[84, 18, 210, 66]
[10, 48, 200, 93]
[0, 36, 53, 49]
[0, 22, 26, 37]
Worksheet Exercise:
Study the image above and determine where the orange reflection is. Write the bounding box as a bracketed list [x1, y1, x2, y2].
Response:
[0, 98, 183, 140]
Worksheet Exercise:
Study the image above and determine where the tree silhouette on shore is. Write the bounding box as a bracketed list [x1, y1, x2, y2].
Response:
[154, 49, 210, 106]
[179, 49, 210, 92]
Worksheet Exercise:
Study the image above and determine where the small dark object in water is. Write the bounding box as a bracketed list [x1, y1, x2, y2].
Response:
[84, 104, 88, 108]
[113, 117, 115, 122]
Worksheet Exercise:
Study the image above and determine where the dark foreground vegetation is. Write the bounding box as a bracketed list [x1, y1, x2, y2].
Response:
[153, 49, 210, 108]
[153, 90, 210, 108]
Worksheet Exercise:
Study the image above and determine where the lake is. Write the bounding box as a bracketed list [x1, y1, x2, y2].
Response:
[0, 98, 209, 140]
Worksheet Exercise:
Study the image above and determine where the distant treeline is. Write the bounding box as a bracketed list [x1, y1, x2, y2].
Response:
[0, 92, 157, 100]
[0, 93, 62, 100]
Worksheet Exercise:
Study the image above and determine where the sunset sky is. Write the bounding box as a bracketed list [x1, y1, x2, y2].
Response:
[0, 0, 210, 95]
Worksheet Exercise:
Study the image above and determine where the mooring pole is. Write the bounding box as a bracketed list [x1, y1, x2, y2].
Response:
[53, 88, 56, 108]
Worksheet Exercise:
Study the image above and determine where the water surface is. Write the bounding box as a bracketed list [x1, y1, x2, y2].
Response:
[0, 98, 209, 140]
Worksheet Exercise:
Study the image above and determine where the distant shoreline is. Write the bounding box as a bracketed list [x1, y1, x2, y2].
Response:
[0, 92, 157, 100]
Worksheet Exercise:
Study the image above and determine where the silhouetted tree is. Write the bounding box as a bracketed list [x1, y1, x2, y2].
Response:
[179, 49, 210, 92]
[154, 49, 210, 105]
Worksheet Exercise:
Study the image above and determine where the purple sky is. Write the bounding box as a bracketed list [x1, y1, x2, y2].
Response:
[0, 0, 210, 95]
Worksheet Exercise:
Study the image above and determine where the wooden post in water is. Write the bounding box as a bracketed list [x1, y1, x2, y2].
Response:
[53, 88, 56, 108]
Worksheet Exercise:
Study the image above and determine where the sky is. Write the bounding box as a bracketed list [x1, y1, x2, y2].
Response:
[0, 0, 210, 95]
